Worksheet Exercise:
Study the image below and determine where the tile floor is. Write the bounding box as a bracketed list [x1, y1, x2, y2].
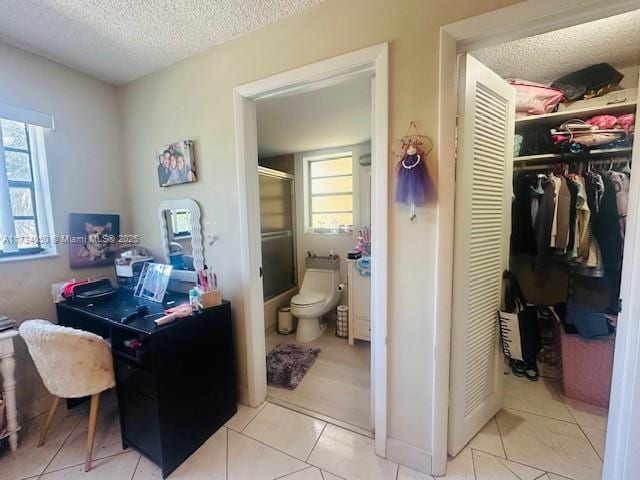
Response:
[466, 374, 608, 480]
[0, 372, 608, 480]
[265, 323, 371, 432]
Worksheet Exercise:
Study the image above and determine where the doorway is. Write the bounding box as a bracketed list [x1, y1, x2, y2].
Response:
[233, 43, 389, 455]
[256, 77, 373, 431]
[433, 2, 638, 478]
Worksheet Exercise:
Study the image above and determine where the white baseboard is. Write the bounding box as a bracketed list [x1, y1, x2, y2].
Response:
[386, 438, 432, 474]
[237, 383, 250, 406]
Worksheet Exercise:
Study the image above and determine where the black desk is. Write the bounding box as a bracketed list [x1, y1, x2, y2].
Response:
[57, 290, 237, 478]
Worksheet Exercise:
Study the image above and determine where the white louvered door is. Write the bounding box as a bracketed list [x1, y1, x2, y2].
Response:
[448, 54, 515, 456]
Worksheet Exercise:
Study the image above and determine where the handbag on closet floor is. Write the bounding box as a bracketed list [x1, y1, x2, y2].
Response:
[497, 270, 542, 380]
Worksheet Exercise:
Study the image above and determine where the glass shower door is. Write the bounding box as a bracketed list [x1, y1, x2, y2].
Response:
[259, 167, 296, 300]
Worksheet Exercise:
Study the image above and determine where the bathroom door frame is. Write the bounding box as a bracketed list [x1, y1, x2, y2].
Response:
[233, 43, 389, 456]
[434, 0, 640, 477]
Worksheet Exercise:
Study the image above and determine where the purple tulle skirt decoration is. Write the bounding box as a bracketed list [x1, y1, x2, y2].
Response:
[395, 153, 433, 206]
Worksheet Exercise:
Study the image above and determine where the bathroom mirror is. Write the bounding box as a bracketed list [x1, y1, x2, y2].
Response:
[157, 198, 204, 282]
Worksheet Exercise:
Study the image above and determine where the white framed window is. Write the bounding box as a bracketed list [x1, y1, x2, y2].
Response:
[304, 152, 353, 234]
[0, 115, 55, 259]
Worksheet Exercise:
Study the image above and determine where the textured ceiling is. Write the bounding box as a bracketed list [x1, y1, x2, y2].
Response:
[257, 75, 371, 158]
[473, 9, 640, 84]
[0, 0, 321, 84]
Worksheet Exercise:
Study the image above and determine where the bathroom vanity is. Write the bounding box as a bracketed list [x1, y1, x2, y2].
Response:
[347, 260, 371, 345]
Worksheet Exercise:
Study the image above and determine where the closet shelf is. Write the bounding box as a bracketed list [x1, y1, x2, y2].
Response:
[515, 101, 637, 130]
[514, 146, 634, 163]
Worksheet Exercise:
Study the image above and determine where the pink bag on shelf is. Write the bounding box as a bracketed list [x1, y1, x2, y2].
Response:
[586, 115, 618, 129]
[617, 113, 635, 132]
[508, 79, 565, 115]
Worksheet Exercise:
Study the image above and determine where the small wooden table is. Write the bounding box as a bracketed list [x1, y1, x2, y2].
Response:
[0, 328, 19, 451]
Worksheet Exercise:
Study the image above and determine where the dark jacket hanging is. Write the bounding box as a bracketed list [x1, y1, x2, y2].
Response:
[555, 176, 571, 250]
[534, 178, 555, 266]
[511, 173, 537, 256]
[565, 178, 579, 254]
[594, 174, 623, 273]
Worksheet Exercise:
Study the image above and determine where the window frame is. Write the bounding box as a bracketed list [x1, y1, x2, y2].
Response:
[170, 209, 192, 239]
[303, 151, 354, 235]
[0, 119, 51, 258]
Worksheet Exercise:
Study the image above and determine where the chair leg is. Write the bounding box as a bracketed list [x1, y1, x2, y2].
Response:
[84, 393, 100, 472]
[38, 396, 60, 447]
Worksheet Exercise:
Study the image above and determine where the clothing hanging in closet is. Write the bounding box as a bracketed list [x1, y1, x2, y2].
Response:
[511, 162, 631, 277]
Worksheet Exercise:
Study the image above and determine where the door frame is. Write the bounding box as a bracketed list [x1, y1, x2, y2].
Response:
[233, 43, 389, 456]
[434, 0, 640, 476]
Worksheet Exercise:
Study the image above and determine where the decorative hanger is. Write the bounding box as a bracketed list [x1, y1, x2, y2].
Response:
[393, 122, 435, 221]
[393, 121, 434, 158]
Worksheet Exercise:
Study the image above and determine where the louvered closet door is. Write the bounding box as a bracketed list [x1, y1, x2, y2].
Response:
[448, 54, 516, 456]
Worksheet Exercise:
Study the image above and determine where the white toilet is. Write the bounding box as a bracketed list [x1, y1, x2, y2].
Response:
[290, 267, 341, 342]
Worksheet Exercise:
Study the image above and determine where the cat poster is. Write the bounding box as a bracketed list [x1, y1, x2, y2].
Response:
[157, 140, 197, 187]
[68, 213, 120, 268]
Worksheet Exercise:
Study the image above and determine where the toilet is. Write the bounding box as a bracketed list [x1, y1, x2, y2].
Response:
[290, 267, 341, 342]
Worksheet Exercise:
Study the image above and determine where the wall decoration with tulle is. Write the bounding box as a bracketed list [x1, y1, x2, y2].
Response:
[394, 121, 435, 220]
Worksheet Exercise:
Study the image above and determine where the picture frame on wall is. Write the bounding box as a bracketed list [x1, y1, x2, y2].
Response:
[68, 213, 120, 268]
[157, 139, 197, 187]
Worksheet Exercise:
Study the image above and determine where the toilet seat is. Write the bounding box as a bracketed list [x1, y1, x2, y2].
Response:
[291, 291, 325, 307]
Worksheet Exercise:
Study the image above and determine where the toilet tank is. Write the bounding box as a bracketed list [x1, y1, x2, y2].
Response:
[300, 268, 341, 297]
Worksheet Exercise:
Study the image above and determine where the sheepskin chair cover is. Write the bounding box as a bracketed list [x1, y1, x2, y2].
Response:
[19, 319, 115, 398]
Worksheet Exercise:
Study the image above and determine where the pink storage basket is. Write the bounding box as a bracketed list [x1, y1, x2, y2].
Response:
[556, 321, 615, 408]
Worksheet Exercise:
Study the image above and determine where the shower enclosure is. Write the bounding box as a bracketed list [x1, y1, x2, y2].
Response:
[258, 166, 296, 300]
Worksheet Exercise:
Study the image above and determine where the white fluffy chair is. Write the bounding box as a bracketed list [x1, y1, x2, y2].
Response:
[19, 319, 115, 472]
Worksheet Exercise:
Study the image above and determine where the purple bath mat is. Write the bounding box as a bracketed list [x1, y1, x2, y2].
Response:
[267, 344, 320, 390]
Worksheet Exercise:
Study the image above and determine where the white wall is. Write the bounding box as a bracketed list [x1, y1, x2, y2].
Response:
[117, 0, 518, 460]
[294, 142, 371, 292]
[618, 65, 639, 90]
[0, 42, 127, 421]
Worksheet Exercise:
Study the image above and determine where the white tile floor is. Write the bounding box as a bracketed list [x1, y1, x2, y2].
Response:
[0, 372, 608, 480]
[462, 373, 608, 480]
[265, 324, 371, 432]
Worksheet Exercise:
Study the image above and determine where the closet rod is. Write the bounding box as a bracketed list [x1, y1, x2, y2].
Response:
[514, 156, 632, 172]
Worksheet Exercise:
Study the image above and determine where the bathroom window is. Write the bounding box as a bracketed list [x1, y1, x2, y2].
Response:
[0, 118, 55, 258]
[170, 209, 192, 239]
[305, 153, 353, 234]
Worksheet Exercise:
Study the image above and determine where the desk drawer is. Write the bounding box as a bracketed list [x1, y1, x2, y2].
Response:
[115, 358, 156, 399]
